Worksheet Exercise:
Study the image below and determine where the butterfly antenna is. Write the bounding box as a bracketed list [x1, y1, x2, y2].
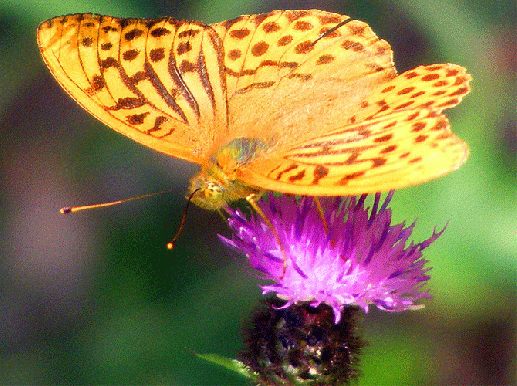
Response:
[60, 190, 175, 214]
[246, 194, 289, 278]
[167, 188, 200, 250]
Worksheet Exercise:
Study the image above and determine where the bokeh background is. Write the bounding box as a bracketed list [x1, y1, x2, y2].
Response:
[1, 0, 515, 384]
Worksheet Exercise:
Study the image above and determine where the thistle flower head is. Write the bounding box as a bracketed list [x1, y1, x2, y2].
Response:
[220, 192, 444, 323]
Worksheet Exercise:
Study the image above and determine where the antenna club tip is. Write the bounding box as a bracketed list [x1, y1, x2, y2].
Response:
[166, 242, 174, 250]
[60, 207, 72, 214]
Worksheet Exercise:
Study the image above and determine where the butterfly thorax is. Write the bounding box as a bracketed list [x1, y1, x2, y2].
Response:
[188, 138, 268, 210]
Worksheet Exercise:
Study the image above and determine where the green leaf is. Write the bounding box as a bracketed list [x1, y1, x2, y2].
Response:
[196, 353, 257, 380]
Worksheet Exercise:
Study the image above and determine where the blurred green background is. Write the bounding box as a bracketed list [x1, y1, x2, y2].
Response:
[1, 0, 515, 384]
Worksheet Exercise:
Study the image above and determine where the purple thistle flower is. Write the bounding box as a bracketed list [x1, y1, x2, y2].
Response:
[220, 192, 444, 323]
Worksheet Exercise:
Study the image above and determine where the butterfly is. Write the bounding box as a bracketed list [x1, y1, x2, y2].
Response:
[37, 9, 471, 210]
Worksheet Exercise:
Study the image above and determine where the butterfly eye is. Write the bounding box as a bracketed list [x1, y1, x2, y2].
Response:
[206, 182, 223, 198]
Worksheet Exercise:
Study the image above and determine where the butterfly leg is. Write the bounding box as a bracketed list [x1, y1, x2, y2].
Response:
[313, 196, 329, 234]
[216, 208, 227, 221]
[246, 194, 289, 278]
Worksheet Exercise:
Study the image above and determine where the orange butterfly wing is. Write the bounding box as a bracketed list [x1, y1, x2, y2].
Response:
[37, 14, 228, 164]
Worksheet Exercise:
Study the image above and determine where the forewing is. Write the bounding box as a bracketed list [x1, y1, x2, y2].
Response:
[211, 9, 397, 141]
[38, 14, 228, 163]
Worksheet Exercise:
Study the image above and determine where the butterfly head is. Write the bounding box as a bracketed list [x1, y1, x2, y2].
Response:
[187, 170, 264, 210]
[188, 174, 227, 210]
